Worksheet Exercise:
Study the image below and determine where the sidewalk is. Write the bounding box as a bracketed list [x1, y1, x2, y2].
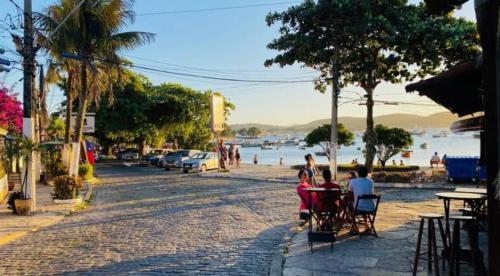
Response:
[0, 182, 90, 246]
[200, 164, 457, 189]
[281, 190, 488, 275]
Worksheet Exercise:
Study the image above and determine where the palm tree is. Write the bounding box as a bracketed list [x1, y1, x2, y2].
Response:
[41, 0, 154, 174]
[37, 1, 82, 168]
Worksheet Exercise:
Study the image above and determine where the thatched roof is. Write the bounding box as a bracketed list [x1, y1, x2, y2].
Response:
[405, 58, 483, 117]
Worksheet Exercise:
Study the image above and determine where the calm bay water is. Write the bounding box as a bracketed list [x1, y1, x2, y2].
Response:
[235, 129, 480, 166]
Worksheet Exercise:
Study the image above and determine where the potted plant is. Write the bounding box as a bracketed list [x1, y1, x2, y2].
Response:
[2, 135, 40, 215]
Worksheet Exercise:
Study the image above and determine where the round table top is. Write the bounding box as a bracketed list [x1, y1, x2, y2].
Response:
[304, 187, 341, 192]
[436, 192, 486, 200]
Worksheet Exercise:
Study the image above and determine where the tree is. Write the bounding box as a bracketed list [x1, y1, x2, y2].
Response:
[46, 114, 65, 140]
[220, 125, 236, 138]
[305, 124, 354, 160]
[265, 0, 480, 170]
[95, 76, 235, 155]
[247, 127, 262, 137]
[42, 0, 155, 175]
[0, 85, 22, 134]
[367, 124, 413, 167]
[237, 128, 247, 136]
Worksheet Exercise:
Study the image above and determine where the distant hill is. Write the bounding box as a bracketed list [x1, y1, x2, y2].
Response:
[231, 112, 462, 133]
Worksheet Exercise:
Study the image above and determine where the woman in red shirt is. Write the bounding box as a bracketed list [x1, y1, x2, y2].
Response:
[296, 168, 317, 220]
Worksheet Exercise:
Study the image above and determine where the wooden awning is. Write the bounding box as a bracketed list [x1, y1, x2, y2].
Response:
[405, 58, 483, 117]
[424, 0, 470, 14]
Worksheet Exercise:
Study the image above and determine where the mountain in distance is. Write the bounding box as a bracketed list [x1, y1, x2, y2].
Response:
[231, 112, 463, 133]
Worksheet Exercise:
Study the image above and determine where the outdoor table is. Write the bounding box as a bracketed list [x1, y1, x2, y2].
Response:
[454, 187, 487, 195]
[435, 192, 486, 247]
[304, 187, 341, 252]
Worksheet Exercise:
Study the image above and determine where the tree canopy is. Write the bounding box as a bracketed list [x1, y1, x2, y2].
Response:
[95, 72, 235, 153]
[305, 124, 355, 160]
[265, 0, 480, 169]
[366, 124, 413, 167]
[0, 85, 22, 134]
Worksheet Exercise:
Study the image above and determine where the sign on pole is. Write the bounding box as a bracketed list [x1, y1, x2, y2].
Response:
[210, 94, 225, 132]
[70, 112, 95, 133]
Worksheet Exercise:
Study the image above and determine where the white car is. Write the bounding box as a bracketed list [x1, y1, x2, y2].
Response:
[182, 152, 219, 173]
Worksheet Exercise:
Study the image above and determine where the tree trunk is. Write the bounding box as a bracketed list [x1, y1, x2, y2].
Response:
[64, 71, 73, 144]
[380, 159, 386, 167]
[364, 87, 377, 171]
[138, 138, 145, 161]
[69, 62, 88, 176]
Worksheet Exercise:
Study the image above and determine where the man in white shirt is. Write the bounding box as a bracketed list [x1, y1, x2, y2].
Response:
[430, 152, 441, 167]
[349, 166, 375, 233]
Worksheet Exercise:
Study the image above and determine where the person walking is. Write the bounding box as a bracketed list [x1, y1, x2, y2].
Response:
[253, 154, 258, 165]
[235, 149, 241, 168]
[305, 154, 319, 186]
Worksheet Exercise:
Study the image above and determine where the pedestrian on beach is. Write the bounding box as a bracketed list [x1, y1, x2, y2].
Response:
[235, 149, 241, 168]
[253, 154, 258, 165]
[400, 160, 404, 166]
[228, 146, 234, 165]
[279, 157, 283, 166]
[218, 139, 227, 170]
[305, 154, 319, 186]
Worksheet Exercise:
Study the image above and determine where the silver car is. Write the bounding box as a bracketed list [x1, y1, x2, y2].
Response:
[182, 152, 219, 173]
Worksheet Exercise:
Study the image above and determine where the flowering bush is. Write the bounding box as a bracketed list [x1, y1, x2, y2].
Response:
[0, 85, 22, 133]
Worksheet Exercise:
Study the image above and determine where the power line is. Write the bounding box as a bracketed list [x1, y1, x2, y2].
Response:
[136, 1, 300, 16]
[126, 63, 317, 83]
[7, 0, 24, 13]
[123, 54, 317, 76]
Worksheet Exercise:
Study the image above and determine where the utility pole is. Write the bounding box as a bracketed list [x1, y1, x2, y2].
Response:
[329, 56, 340, 180]
[22, 0, 36, 211]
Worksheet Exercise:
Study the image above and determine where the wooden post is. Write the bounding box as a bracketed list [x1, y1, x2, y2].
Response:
[474, 0, 500, 274]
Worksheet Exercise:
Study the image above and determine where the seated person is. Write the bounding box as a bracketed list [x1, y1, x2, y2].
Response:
[296, 168, 317, 220]
[430, 152, 441, 167]
[348, 166, 375, 233]
[317, 169, 341, 212]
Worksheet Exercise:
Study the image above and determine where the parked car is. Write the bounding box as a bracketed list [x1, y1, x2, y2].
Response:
[160, 149, 200, 169]
[143, 149, 169, 164]
[116, 148, 138, 160]
[182, 152, 218, 173]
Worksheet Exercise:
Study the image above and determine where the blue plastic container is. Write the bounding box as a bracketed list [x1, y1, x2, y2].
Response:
[445, 156, 483, 182]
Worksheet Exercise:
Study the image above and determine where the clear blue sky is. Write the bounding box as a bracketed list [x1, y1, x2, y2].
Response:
[0, 0, 476, 126]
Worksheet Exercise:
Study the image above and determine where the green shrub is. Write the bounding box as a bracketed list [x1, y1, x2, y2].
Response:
[78, 164, 93, 181]
[52, 175, 83, 200]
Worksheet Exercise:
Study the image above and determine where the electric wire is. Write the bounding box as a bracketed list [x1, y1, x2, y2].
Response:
[136, 1, 301, 16]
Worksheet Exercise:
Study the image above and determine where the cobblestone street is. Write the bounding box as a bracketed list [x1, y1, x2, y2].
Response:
[0, 163, 298, 275]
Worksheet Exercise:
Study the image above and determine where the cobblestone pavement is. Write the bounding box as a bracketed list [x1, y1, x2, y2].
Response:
[0, 163, 298, 275]
[284, 189, 488, 275]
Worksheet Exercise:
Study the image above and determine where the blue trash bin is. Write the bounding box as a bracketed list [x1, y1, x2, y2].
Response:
[445, 156, 481, 182]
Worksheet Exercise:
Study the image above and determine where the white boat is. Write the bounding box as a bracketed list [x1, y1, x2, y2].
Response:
[260, 145, 273, 150]
[241, 143, 260, 148]
[420, 143, 430, 149]
[432, 131, 448, 138]
[411, 129, 426, 136]
[298, 145, 306, 150]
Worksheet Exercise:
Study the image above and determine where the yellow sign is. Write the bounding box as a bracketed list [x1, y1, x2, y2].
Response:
[210, 94, 225, 132]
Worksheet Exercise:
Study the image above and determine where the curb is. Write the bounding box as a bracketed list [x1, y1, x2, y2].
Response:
[269, 223, 300, 276]
[0, 231, 28, 246]
[200, 174, 457, 189]
[199, 173, 295, 184]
